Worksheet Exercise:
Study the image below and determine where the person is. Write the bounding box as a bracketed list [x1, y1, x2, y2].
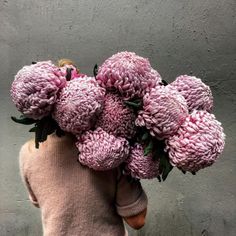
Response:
[19, 131, 148, 236]
[58, 58, 86, 80]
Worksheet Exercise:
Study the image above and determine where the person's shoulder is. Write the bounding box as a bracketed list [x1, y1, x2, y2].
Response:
[19, 139, 36, 164]
[20, 139, 35, 154]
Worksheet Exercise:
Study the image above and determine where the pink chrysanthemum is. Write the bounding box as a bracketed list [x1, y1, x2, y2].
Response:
[76, 128, 130, 170]
[170, 75, 213, 112]
[96, 51, 162, 99]
[53, 77, 105, 134]
[10, 61, 66, 120]
[125, 143, 161, 179]
[136, 86, 188, 139]
[165, 110, 225, 172]
[95, 93, 136, 139]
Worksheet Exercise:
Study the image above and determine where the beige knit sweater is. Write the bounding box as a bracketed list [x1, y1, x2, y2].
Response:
[19, 133, 148, 236]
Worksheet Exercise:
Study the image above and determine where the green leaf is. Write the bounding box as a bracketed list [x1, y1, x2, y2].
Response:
[162, 161, 173, 181]
[35, 139, 39, 149]
[33, 116, 64, 148]
[66, 68, 72, 81]
[35, 121, 43, 148]
[154, 139, 166, 157]
[11, 115, 36, 125]
[34, 124, 40, 148]
[159, 153, 173, 181]
[41, 117, 56, 140]
[93, 64, 98, 77]
[161, 79, 169, 86]
[124, 101, 141, 108]
[152, 149, 162, 161]
[29, 127, 37, 132]
[141, 132, 149, 141]
[56, 127, 65, 137]
[144, 140, 153, 156]
[131, 98, 142, 104]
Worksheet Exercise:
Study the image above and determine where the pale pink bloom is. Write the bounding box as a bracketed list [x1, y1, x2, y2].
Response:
[53, 77, 105, 134]
[10, 61, 66, 119]
[125, 143, 161, 179]
[96, 51, 162, 99]
[136, 86, 188, 139]
[170, 75, 213, 112]
[165, 110, 225, 172]
[95, 93, 136, 139]
[76, 128, 130, 170]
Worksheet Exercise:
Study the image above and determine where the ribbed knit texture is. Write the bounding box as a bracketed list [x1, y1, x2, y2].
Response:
[19, 133, 147, 236]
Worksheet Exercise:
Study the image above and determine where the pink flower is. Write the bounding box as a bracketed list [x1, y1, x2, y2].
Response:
[170, 75, 213, 112]
[76, 128, 130, 170]
[10, 61, 66, 119]
[165, 110, 225, 172]
[96, 51, 162, 99]
[125, 143, 161, 179]
[53, 77, 105, 134]
[136, 86, 188, 139]
[95, 93, 136, 139]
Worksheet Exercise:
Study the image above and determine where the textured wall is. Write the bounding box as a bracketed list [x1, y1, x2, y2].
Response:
[0, 0, 235, 235]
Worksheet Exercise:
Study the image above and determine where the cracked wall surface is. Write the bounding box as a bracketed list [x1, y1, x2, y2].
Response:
[0, 0, 235, 235]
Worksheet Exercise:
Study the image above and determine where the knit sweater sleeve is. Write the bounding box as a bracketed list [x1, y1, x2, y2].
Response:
[115, 170, 148, 217]
[19, 141, 39, 208]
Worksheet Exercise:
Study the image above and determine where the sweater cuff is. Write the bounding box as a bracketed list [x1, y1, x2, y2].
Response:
[116, 191, 148, 217]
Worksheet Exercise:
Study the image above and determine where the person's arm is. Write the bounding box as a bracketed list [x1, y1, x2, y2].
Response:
[123, 208, 147, 230]
[115, 171, 148, 230]
[19, 141, 40, 208]
[23, 176, 40, 208]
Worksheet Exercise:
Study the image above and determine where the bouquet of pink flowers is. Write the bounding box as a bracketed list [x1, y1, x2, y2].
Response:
[10, 52, 225, 181]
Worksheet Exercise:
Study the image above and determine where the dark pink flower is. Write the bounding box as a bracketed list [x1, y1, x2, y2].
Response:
[170, 75, 213, 112]
[53, 77, 105, 134]
[125, 143, 161, 179]
[10, 61, 66, 119]
[165, 110, 225, 172]
[136, 86, 188, 139]
[96, 51, 162, 99]
[76, 128, 130, 170]
[95, 93, 136, 139]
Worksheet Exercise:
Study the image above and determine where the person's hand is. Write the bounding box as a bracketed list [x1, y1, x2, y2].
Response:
[123, 208, 147, 230]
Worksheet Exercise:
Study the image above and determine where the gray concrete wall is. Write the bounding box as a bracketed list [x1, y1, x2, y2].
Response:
[0, 0, 235, 235]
